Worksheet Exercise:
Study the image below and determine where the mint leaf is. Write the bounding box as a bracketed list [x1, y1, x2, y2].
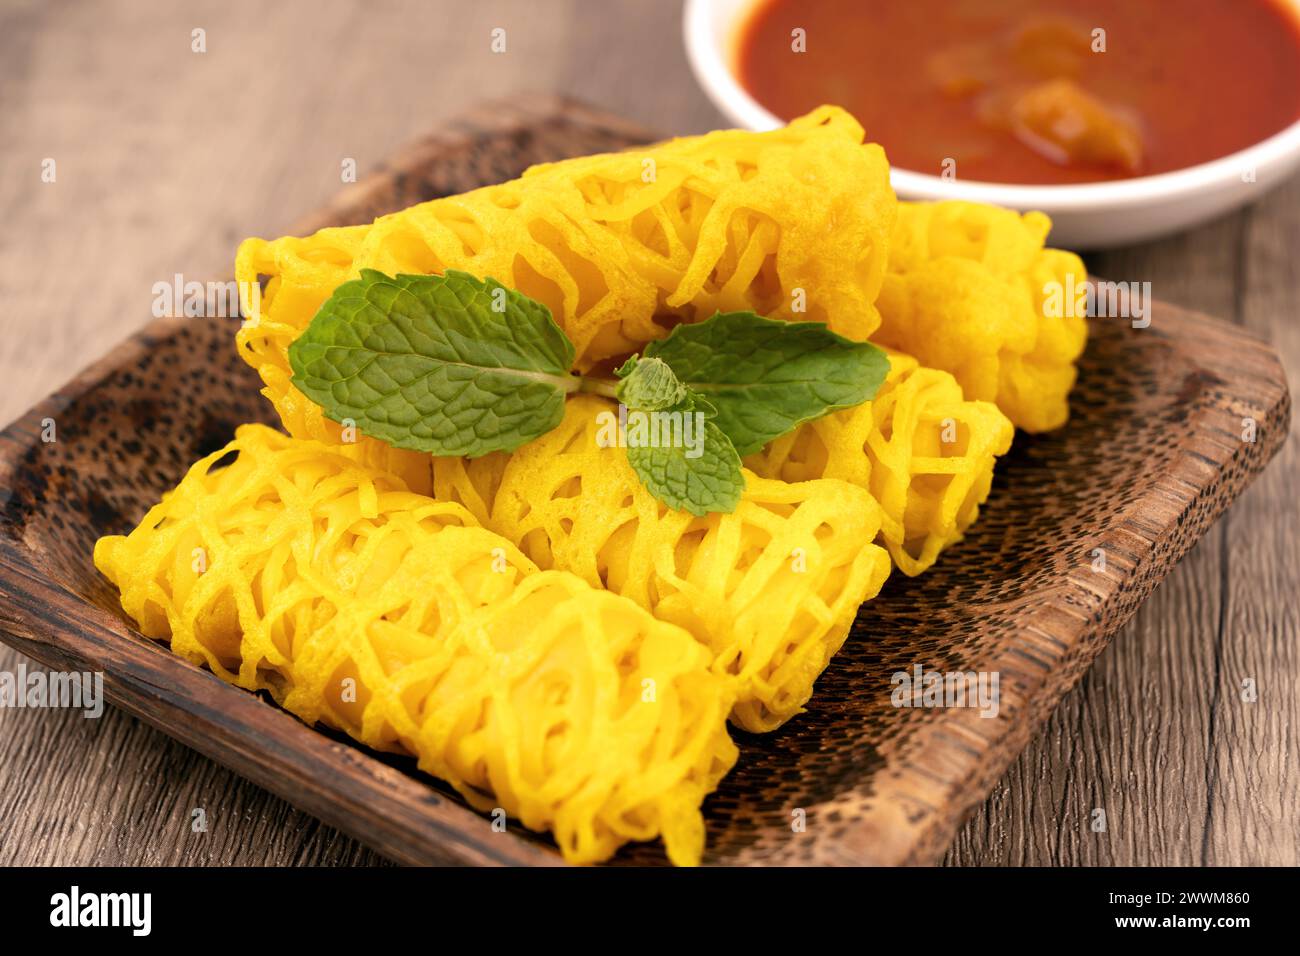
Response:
[625, 422, 744, 517]
[614, 357, 744, 516]
[644, 312, 890, 456]
[289, 269, 576, 457]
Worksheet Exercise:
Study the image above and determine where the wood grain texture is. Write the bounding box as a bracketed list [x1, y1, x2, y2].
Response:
[1, 0, 1296, 867]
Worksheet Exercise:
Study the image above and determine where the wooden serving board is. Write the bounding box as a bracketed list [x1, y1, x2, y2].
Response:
[0, 96, 1290, 866]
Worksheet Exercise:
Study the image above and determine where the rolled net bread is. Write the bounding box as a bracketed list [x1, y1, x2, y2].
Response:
[233, 105, 896, 489]
[746, 349, 1014, 576]
[876, 200, 1088, 433]
[433, 395, 893, 733]
[94, 424, 737, 866]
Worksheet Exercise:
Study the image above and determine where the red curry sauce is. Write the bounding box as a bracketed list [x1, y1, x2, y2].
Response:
[737, 0, 1300, 183]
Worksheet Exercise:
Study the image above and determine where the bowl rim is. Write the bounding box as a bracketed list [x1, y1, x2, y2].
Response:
[683, 0, 1300, 210]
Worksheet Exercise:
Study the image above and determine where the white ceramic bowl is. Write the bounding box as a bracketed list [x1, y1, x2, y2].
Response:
[684, 0, 1300, 248]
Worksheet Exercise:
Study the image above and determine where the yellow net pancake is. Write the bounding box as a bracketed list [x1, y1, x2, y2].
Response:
[233, 105, 895, 486]
[874, 201, 1088, 433]
[747, 350, 1014, 577]
[433, 395, 893, 733]
[94, 424, 737, 866]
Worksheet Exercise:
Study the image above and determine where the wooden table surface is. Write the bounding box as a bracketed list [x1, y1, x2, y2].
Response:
[1, 0, 1295, 866]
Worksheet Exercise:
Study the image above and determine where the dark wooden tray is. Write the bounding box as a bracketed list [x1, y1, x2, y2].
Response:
[0, 96, 1290, 866]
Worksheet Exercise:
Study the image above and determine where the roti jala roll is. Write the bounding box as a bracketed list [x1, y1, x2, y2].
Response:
[433, 395, 893, 733]
[746, 349, 1014, 577]
[94, 424, 737, 866]
[234, 106, 895, 489]
[874, 201, 1088, 433]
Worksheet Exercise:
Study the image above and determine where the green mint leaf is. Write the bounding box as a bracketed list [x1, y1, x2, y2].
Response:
[644, 311, 890, 456]
[613, 357, 744, 516]
[624, 418, 744, 517]
[288, 269, 576, 457]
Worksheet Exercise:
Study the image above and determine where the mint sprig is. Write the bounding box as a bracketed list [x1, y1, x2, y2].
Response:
[290, 271, 888, 514]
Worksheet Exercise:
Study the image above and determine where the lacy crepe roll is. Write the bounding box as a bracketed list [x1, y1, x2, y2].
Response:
[747, 349, 1014, 577]
[875, 200, 1088, 433]
[233, 106, 895, 487]
[94, 424, 737, 866]
[433, 395, 893, 733]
